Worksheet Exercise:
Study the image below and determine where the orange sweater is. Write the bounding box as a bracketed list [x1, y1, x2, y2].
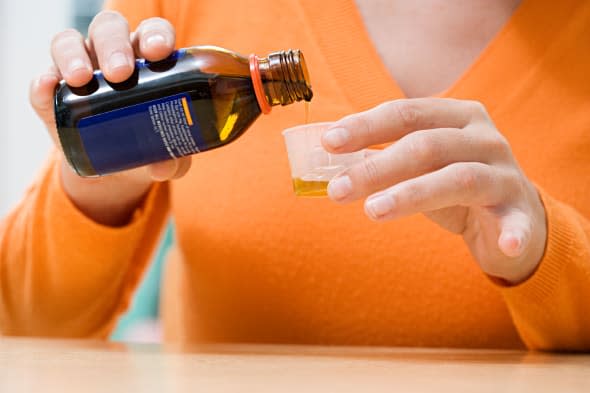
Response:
[1, 0, 589, 350]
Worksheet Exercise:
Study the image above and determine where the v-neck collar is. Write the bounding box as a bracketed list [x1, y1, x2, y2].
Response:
[298, 0, 561, 111]
[299, 0, 403, 109]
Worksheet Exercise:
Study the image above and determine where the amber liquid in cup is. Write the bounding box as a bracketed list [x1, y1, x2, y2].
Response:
[292, 178, 329, 197]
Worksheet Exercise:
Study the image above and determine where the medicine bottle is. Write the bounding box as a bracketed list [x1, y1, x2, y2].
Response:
[54, 46, 313, 176]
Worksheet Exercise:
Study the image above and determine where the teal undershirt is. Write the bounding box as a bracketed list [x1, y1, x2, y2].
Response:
[110, 222, 174, 341]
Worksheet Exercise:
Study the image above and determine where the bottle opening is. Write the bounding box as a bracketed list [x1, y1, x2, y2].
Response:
[250, 50, 313, 114]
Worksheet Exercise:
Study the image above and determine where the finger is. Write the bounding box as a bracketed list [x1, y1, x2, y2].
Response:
[326, 127, 508, 202]
[84, 38, 99, 69]
[497, 208, 532, 258]
[88, 11, 135, 83]
[360, 162, 511, 220]
[171, 156, 192, 179]
[322, 98, 488, 153]
[132, 17, 176, 61]
[50, 28, 94, 87]
[30, 68, 61, 119]
[146, 157, 191, 181]
[30, 69, 61, 144]
[147, 159, 179, 181]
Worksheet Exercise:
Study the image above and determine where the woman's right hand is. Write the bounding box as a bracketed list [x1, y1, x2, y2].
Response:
[29, 11, 191, 226]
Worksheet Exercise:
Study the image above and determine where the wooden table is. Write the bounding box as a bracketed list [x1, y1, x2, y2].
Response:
[0, 338, 588, 392]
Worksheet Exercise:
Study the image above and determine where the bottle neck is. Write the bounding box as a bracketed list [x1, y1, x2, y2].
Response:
[249, 50, 313, 115]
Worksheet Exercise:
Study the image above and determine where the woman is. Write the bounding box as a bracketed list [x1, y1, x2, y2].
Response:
[1, 0, 589, 350]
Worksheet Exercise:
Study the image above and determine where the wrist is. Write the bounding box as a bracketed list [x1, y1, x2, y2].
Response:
[60, 159, 154, 226]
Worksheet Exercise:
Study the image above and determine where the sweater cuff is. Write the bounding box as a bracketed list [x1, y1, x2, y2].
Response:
[497, 189, 575, 306]
[48, 155, 164, 238]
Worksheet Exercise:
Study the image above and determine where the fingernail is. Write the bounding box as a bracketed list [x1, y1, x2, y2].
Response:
[323, 127, 350, 149]
[108, 51, 131, 73]
[148, 160, 178, 182]
[328, 175, 352, 200]
[366, 194, 395, 218]
[67, 58, 89, 76]
[145, 34, 167, 47]
[507, 231, 524, 253]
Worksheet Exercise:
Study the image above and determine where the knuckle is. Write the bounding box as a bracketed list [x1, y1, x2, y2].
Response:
[405, 133, 440, 163]
[485, 134, 511, 157]
[501, 168, 524, 196]
[453, 164, 480, 194]
[398, 182, 420, 207]
[93, 10, 126, 24]
[361, 157, 382, 189]
[342, 114, 372, 145]
[390, 100, 420, 129]
[29, 74, 54, 112]
[51, 28, 81, 48]
[466, 100, 489, 121]
[138, 17, 174, 32]
[467, 100, 486, 114]
[89, 10, 128, 35]
[356, 116, 373, 143]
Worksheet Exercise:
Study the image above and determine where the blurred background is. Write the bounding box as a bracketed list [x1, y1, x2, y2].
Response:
[0, 0, 100, 216]
[0, 0, 167, 343]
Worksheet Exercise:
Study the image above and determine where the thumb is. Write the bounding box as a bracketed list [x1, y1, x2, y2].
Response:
[29, 68, 61, 144]
[497, 208, 532, 258]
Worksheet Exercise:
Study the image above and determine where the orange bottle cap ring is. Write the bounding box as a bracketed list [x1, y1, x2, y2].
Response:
[249, 54, 272, 115]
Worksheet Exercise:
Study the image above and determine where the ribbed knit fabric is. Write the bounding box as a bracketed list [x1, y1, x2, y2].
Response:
[1, 0, 589, 350]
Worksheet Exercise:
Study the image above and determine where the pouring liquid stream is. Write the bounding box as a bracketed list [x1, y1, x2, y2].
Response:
[292, 102, 334, 197]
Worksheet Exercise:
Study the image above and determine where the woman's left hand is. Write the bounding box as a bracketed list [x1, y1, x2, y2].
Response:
[322, 98, 547, 284]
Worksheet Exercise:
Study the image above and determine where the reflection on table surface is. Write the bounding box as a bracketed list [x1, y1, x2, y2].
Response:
[0, 337, 589, 392]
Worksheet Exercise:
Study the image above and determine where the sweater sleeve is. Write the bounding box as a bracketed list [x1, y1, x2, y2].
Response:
[0, 152, 169, 338]
[498, 189, 590, 351]
[103, 0, 183, 32]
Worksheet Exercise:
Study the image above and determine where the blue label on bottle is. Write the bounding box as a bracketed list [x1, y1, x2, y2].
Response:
[77, 92, 204, 174]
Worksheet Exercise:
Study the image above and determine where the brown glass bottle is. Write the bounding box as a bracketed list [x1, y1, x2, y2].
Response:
[54, 46, 313, 176]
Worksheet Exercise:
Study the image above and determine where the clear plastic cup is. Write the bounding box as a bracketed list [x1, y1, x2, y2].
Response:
[282, 122, 367, 197]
